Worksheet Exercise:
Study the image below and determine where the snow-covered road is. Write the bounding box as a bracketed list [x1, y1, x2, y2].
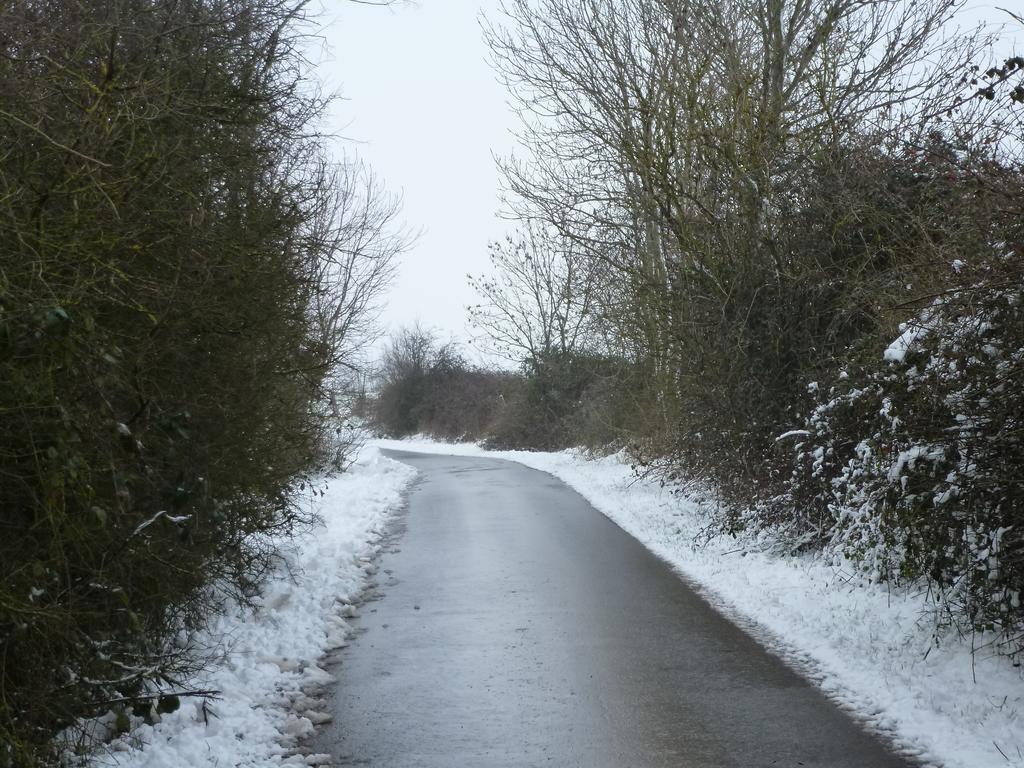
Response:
[313, 449, 917, 767]
[83, 438, 1024, 767]
[374, 438, 1024, 768]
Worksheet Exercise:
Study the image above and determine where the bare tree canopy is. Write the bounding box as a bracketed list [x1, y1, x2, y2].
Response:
[468, 223, 598, 365]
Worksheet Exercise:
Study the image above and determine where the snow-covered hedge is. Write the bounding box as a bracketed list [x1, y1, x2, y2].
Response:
[771, 259, 1024, 657]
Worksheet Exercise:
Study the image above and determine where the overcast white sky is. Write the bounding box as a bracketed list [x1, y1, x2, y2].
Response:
[313, 1, 515, 351]
[311, 1, 1021, 352]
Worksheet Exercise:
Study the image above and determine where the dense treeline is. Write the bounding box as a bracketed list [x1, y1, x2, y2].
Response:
[372, 0, 1024, 658]
[0, 1, 398, 763]
[369, 327, 516, 441]
[478, 0, 1024, 655]
[368, 325, 644, 450]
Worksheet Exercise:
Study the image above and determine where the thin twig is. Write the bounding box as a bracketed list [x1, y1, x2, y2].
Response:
[0, 108, 111, 167]
[94, 689, 222, 707]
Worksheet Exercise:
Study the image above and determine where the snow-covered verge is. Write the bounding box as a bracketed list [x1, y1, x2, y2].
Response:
[376, 437, 1024, 768]
[74, 447, 417, 768]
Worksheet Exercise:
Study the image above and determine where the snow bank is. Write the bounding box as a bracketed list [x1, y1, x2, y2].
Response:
[86, 447, 416, 768]
[376, 437, 1024, 768]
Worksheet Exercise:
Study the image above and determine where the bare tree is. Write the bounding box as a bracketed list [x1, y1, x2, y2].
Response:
[484, 0, 995, 335]
[468, 223, 598, 368]
[482, 0, 1019, 480]
[305, 160, 407, 380]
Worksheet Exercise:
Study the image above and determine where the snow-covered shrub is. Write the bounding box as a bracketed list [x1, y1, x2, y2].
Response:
[781, 255, 1024, 655]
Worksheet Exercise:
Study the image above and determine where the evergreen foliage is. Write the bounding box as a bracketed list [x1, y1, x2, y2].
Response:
[0, 1, 398, 763]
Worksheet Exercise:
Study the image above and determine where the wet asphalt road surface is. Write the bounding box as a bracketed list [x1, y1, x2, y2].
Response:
[314, 450, 917, 768]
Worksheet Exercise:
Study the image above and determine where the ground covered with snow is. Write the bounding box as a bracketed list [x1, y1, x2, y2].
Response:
[79, 437, 1022, 768]
[82, 447, 417, 768]
[377, 437, 1024, 768]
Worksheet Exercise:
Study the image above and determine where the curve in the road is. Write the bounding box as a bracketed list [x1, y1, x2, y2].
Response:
[314, 450, 920, 768]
